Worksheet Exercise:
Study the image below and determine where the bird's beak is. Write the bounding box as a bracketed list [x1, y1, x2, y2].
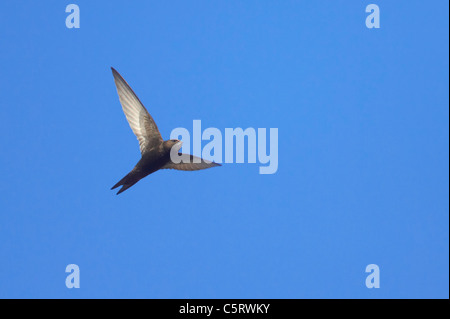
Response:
[175, 140, 183, 150]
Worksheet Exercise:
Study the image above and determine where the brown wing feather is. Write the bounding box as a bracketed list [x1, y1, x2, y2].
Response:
[162, 154, 221, 171]
[111, 67, 163, 154]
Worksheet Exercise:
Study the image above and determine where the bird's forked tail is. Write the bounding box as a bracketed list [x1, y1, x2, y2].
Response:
[111, 169, 141, 195]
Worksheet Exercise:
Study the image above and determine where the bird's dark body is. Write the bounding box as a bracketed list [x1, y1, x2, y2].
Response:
[111, 145, 171, 194]
[138, 148, 170, 173]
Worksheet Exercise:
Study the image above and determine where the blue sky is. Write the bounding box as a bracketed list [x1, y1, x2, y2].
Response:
[0, 1, 448, 298]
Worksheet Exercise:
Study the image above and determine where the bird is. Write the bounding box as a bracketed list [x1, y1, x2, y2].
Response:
[110, 67, 220, 194]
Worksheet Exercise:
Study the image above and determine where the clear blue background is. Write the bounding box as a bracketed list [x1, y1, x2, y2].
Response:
[0, 1, 448, 298]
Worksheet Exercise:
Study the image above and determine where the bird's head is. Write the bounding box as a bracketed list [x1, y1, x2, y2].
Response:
[164, 139, 183, 151]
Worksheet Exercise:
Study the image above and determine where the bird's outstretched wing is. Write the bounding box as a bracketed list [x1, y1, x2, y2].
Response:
[162, 154, 221, 171]
[111, 67, 163, 154]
